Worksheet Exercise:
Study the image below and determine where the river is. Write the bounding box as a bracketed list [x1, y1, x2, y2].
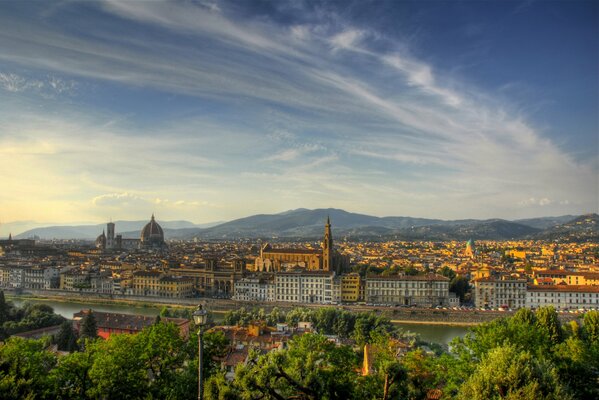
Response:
[9, 297, 471, 344]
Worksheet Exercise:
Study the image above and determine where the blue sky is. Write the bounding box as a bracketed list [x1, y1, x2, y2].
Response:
[0, 0, 596, 225]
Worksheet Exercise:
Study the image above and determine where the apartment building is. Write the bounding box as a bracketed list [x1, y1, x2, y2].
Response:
[526, 285, 599, 310]
[365, 274, 450, 307]
[473, 276, 527, 309]
[341, 273, 361, 302]
[275, 271, 335, 304]
[233, 276, 275, 302]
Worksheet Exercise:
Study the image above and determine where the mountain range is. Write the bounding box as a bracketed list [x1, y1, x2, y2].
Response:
[7, 209, 597, 242]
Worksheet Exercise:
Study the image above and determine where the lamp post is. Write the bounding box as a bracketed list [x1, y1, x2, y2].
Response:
[192, 304, 208, 400]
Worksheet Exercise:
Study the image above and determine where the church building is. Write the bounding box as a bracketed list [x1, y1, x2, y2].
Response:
[254, 217, 348, 273]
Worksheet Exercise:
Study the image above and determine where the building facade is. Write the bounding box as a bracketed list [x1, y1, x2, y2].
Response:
[365, 274, 450, 307]
[341, 273, 361, 302]
[255, 218, 348, 273]
[232, 276, 275, 302]
[526, 285, 599, 310]
[473, 276, 527, 309]
[275, 271, 336, 304]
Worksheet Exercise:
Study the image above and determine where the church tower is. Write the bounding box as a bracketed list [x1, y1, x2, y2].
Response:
[322, 216, 333, 271]
[106, 221, 115, 249]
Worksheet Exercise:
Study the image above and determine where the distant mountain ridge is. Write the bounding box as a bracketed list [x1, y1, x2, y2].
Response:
[13, 220, 222, 240]
[10, 209, 597, 242]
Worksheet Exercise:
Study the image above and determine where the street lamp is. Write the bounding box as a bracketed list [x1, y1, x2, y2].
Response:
[193, 304, 208, 400]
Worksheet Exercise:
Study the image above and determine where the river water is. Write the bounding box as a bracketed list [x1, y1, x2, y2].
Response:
[9, 297, 470, 344]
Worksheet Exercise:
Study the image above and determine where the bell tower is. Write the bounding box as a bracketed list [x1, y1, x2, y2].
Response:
[322, 216, 333, 271]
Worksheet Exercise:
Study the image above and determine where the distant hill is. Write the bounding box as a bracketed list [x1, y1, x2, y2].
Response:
[14, 220, 222, 240]
[11, 209, 595, 241]
[514, 215, 576, 230]
[534, 214, 599, 242]
[177, 208, 559, 241]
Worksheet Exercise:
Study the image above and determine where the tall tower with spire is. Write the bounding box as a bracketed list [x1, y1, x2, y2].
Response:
[322, 216, 333, 271]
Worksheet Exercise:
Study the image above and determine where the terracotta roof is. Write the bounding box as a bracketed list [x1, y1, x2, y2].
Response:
[367, 273, 449, 282]
[527, 284, 599, 293]
[263, 248, 321, 255]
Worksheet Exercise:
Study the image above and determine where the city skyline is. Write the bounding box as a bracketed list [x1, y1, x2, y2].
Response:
[1, 0, 597, 224]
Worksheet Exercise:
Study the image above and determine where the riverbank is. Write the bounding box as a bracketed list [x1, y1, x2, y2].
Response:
[3, 288, 580, 326]
[390, 319, 479, 327]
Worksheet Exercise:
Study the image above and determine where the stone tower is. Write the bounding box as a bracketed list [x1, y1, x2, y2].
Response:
[322, 216, 333, 271]
[106, 221, 115, 249]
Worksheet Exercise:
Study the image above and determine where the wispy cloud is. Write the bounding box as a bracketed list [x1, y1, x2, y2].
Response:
[0, 0, 595, 222]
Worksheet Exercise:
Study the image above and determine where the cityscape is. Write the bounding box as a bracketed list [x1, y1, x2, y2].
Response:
[1, 1, 597, 400]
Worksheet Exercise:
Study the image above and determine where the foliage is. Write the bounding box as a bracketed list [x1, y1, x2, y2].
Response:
[222, 306, 399, 344]
[0, 296, 65, 337]
[55, 320, 79, 352]
[0, 337, 57, 399]
[79, 311, 98, 340]
[449, 276, 470, 302]
[458, 345, 570, 400]
[0, 306, 597, 400]
[210, 333, 361, 400]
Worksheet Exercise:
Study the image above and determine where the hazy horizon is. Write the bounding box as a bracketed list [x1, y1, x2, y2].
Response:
[1, 1, 597, 224]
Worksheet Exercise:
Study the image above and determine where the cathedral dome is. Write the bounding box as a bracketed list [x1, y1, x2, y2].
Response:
[140, 214, 165, 248]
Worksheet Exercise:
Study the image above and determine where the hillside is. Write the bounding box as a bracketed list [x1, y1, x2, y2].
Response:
[11, 209, 593, 241]
[535, 214, 599, 242]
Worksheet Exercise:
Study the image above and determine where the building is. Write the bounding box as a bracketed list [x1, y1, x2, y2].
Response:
[175, 258, 246, 297]
[255, 218, 348, 273]
[23, 267, 45, 289]
[132, 271, 193, 298]
[233, 276, 275, 302]
[534, 269, 599, 286]
[73, 310, 190, 339]
[91, 272, 114, 294]
[341, 273, 361, 302]
[526, 285, 599, 310]
[465, 239, 475, 259]
[60, 269, 90, 291]
[275, 270, 336, 304]
[473, 276, 527, 309]
[364, 274, 450, 307]
[140, 214, 167, 249]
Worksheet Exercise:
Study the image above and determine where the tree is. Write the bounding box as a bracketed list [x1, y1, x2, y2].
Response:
[458, 345, 571, 400]
[0, 337, 57, 399]
[230, 334, 360, 400]
[583, 310, 599, 345]
[49, 349, 95, 399]
[55, 320, 79, 352]
[0, 291, 10, 325]
[449, 276, 470, 303]
[535, 307, 563, 345]
[439, 266, 456, 281]
[79, 311, 98, 340]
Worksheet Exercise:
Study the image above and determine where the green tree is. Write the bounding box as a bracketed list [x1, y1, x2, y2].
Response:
[0, 337, 57, 399]
[49, 349, 95, 399]
[231, 334, 359, 400]
[458, 345, 571, 400]
[535, 307, 563, 344]
[449, 276, 470, 303]
[79, 311, 98, 341]
[583, 310, 599, 345]
[0, 291, 10, 325]
[55, 320, 79, 352]
[438, 266, 456, 280]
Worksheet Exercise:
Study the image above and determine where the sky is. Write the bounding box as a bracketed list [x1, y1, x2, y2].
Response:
[0, 0, 597, 226]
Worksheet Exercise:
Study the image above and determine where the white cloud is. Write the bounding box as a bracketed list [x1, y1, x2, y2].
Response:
[330, 29, 366, 51]
[0, 1, 595, 221]
[0, 72, 76, 96]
